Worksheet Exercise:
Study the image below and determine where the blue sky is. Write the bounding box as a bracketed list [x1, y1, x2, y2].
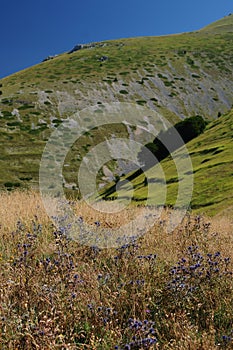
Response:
[0, 0, 232, 78]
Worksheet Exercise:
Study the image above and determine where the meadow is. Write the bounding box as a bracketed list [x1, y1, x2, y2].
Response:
[0, 191, 232, 349]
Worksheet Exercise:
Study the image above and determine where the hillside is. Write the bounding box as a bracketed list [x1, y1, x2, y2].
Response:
[100, 108, 233, 215]
[200, 12, 233, 33]
[0, 15, 232, 207]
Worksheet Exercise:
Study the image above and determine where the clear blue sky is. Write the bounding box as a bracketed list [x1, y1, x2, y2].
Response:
[0, 0, 232, 78]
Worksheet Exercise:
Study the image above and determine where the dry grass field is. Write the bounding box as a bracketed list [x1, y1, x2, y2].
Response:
[0, 190, 232, 349]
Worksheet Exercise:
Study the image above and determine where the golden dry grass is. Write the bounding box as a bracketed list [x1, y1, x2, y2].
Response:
[0, 190, 232, 349]
[0, 190, 232, 259]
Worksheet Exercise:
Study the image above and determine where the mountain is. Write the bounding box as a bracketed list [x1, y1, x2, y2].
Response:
[0, 14, 232, 214]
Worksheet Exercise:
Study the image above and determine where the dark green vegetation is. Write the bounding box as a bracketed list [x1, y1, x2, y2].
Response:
[173, 115, 207, 143]
[138, 115, 207, 168]
[0, 14, 233, 214]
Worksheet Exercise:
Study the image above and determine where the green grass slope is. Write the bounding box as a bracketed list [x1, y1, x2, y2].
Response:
[100, 109, 233, 216]
[0, 15, 232, 193]
[200, 13, 233, 33]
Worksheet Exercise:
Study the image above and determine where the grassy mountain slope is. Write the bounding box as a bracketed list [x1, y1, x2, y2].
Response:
[200, 13, 233, 33]
[100, 108, 233, 215]
[0, 15, 232, 206]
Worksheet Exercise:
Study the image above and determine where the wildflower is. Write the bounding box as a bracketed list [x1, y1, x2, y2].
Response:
[77, 216, 83, 223]
[222, 335, 232, 342]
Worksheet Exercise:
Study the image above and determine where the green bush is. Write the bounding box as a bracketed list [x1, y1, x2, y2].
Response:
[119, 90, 129, 95]
[4, 182, 21, 189]
[139, 115, 207, 168]
[2, 110, 12, 117]
[186, 56, 195, 66]
[175, 115, 207, 143]
[18, 104, 34, 110]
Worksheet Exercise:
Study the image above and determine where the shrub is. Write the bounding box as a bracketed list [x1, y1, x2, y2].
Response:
[186, 56, 195, 66]
[175, 115, 207, 143]
[4, 182, 21, 189]
[138, 115, 207, 168]
[177, 49, 187, 56]
[136, 100, 147, 106]
[18, 104, 34, 110]
[2, 110, 12, 117]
